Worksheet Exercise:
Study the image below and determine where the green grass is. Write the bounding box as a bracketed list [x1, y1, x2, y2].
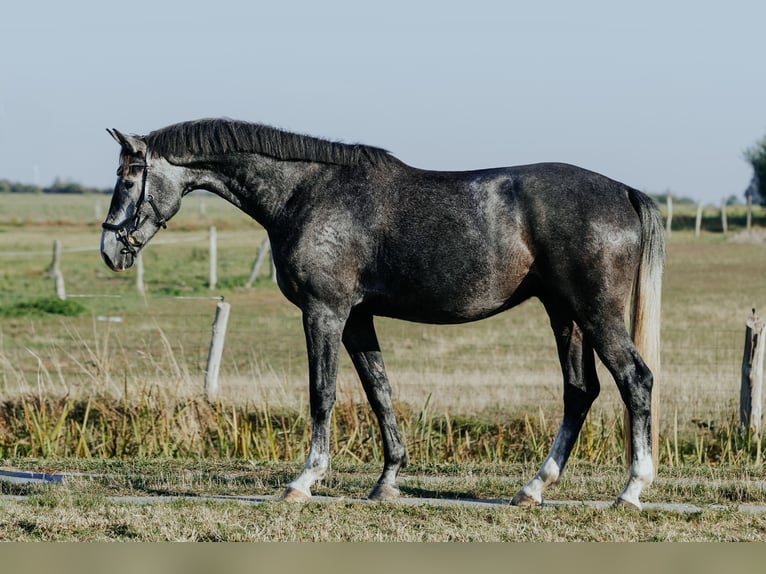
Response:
[0, 297, 87, 318]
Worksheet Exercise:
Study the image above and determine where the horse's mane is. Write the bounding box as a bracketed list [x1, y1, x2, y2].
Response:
[145, 118, 396, 167]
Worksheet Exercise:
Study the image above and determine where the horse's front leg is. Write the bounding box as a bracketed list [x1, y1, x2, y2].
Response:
[343, 310, 407, 501]
[282, 301, 347, 501]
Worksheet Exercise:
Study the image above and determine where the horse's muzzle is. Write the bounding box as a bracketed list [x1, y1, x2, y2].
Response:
[100, 230, 136, 271]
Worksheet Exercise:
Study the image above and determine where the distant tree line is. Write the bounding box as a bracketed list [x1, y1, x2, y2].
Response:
[0, 178, 111, 194]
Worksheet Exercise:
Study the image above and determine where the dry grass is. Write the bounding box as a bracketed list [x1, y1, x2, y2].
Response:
[2, 458, 766, 541]
[3, 495, 766, 541]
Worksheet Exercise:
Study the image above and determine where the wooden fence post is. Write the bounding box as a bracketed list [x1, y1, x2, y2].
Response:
[665, 194, 673, 235]
[204, 301, 231, 401]
[740, 309, 765, 438]
[136, 252, 145, 295]
[245, 237, 270, 288]
[747, 195, 753, 233]
[721, 199, 728, 235]
[49, 240, 61, 279]
[694, 202, 703, 237]
[209, 225, 217, 290]
[50, 240, 66, 300]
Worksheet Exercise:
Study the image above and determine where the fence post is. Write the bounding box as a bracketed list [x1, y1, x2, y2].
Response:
[136, 252, 145, 295]
[747, 195, 753, 233]
[204, 301, 231, 401]
[665, 194, 673, 235]
[245, 237, 270, 288]
[49, 240, 61, 278]
[694, 202, 703, 237]
[50, 240, 66, 300]
[209, 225, 217, 290]
[740, 309, 765, 438]
[721, 199, 728, 235]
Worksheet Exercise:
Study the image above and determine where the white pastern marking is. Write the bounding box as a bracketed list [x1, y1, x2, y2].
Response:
[538, 457, 561, 485]
[520, 457, 561, 502]
[618, 448, 654, 508]
[287, 452, 330, 496]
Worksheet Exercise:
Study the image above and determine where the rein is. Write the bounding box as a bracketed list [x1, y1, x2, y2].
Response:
[101, 156, 167, 256]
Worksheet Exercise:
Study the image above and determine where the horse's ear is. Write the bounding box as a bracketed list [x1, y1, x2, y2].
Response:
[107, 128, 146, 155]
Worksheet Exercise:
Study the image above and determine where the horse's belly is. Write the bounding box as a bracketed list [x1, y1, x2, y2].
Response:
[362, 279, 527, 325]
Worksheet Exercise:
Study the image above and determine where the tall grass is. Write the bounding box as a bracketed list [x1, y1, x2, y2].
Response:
[0, 390, 579, 462]
[1, 379, 763, 467]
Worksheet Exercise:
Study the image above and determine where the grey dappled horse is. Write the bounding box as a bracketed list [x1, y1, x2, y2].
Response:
[101, 119, 664, 510]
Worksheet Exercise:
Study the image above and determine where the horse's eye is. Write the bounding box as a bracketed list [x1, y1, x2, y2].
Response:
[124, 180, 134, 190]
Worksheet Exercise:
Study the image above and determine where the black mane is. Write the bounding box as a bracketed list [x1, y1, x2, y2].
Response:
[145, 118, 396, 167]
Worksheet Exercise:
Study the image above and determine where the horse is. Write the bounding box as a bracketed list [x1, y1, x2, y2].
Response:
[100, 118, 664, 510]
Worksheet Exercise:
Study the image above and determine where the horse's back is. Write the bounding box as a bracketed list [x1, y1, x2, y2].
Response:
[358, 162, 646, 322]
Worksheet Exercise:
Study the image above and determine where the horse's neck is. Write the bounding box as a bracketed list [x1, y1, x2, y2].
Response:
[188, 154, 324, 230]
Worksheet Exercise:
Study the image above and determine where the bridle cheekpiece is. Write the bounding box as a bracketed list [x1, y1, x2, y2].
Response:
[101, 153, 167, 256]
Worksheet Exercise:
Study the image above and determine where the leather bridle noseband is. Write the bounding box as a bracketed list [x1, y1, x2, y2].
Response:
[101, 156, 167, 256]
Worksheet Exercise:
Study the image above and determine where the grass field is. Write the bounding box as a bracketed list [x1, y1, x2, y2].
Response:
[3, 458, 766, 541]
[1, 192, 766, 540]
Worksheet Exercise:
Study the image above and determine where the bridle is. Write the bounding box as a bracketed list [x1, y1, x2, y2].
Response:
[101, 155, 167, 256]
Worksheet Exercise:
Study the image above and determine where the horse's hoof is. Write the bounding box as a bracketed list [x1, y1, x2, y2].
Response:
[282, 486, 311, 502]
[368, 483, 400, 501]
[511, 490, 542, 507]
[614, 497, 642, 511]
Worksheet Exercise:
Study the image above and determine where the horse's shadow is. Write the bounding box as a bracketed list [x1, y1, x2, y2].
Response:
[399, 485, 476, 500]
[124, 472, 286, 499]
[398, 485, 510, 505]
[131, 482, 497, 504]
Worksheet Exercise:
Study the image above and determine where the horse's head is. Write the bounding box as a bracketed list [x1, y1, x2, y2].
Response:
[100, 129, 184, 271]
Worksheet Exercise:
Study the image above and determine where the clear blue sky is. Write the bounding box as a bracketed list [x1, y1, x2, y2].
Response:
[1, 0, 764, 204]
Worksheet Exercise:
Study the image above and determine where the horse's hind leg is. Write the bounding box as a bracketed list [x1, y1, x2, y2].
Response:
[512, 310, 600, 506]
[342, 311, 407, 501]
[587, 325, 654, 510]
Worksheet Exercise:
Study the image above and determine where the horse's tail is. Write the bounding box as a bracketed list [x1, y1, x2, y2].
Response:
[629, 189, 664, 378]
[627, 188, 665, 469]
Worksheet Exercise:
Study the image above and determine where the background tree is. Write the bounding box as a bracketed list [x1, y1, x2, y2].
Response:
[744, 135, 766, 206]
